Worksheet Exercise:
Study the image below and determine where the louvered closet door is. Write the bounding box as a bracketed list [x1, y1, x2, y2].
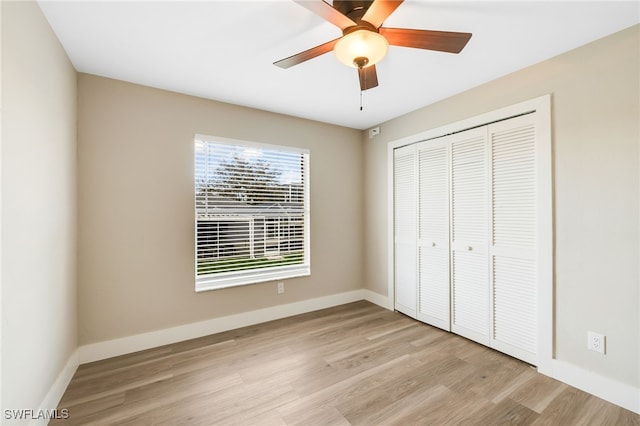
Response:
[450, 128, 490, 345]
[417, 140, 450, 330]
[394, 144, 417, 318]
[489, 114, 538, 365]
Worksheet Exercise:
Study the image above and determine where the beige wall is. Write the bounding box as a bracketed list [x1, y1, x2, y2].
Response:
[364, 25, 640, 387]
[1, 0, 77, 414]
[77, 74, 363, 344]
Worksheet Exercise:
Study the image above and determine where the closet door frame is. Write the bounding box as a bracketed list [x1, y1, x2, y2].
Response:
[387, 95, 552, 372]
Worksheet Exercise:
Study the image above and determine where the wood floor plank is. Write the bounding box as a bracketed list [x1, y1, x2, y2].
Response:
[490, 366, 539, 403]
[455, 356, 532, 401]
[50, 393, 125, 424]
[278, 354, 413, 417]
[532, 387, 594, 425]
[280, 406, 350, 426]
[475, 397, 539, 425]
[72, 346, 174, 380]
[365, 383, 495, 426]
[509, 373, 568, 413]
[572, 394, 640, 426]
[54, 302, 640, 425]
[342, 383, 454, 425]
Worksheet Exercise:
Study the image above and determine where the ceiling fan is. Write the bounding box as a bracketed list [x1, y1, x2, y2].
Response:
[274, 0, 472, 91]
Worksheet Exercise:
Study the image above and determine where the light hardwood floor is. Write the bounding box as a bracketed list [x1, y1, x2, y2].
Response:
[53, 301, 639, 425]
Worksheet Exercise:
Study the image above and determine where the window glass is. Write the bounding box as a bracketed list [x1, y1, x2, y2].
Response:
[194, 136, 310, 291]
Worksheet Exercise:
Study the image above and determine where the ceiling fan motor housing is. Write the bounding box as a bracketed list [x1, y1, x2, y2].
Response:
[332, 0, 375, 22]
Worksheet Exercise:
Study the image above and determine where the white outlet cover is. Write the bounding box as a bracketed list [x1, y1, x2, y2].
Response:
[587, 331, 606, 354]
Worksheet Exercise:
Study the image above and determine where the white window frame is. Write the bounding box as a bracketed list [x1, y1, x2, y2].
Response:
[194, 134, 310, 292]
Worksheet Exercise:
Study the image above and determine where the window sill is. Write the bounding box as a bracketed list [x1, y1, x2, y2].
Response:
[195, 264, 310, 292]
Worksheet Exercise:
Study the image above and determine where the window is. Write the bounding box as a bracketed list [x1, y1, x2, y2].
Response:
[194, 135, 310, 291]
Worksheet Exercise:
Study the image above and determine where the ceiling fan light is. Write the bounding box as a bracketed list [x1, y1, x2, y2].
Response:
[334, 29, 389, 68]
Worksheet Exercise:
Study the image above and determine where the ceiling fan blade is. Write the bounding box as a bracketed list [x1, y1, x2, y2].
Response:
[362, 0, 403, 29]
[380, 28, 472, 53]
[293, 0, 356, 29]
[274, 38, 340, 69]
[358, 65, 379, 91]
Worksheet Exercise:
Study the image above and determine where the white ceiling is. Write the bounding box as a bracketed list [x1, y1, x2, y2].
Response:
[38, 1, 639, 130]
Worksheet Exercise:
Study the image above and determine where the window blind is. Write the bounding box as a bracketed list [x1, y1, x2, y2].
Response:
[194, 136, 310, 291]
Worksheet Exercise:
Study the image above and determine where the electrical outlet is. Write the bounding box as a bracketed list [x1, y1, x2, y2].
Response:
[587, 331, 606, 354]
[277, 282, 285, 294]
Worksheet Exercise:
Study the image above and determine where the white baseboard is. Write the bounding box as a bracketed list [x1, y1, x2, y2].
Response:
[30, 349, 79, 426]
[539, 359, 640, 414]
[79, 290, 369, 364]
[362, 289, 392, 310]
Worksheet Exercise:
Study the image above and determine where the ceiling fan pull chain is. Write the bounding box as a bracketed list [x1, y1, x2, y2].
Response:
[360, 65, 365, 111]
